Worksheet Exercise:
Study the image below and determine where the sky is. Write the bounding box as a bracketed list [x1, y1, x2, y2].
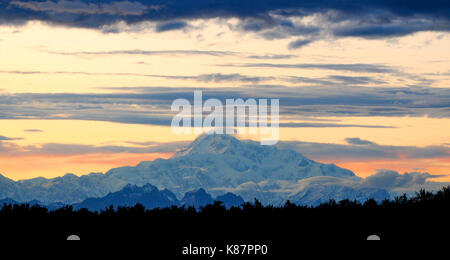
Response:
[0, 0, 449, 181]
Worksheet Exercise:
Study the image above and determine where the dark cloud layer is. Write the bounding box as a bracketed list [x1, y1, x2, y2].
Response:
[155, 20, 188, 32]
[0, 0, 448, 47]
[345, 138, 377, 145]
[361, 170, 447, 188]
[3, 1, 449, 26]
[1, 85, 449, 128]
[287, 38, 313, 49]
[278, 140, 450, 161]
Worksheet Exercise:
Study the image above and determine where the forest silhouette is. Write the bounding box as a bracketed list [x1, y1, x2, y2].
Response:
[1, 186, 449, 248]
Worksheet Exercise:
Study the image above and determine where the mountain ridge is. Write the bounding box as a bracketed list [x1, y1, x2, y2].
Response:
[0, 134, 383, 205]
[0, 184, 247, 211]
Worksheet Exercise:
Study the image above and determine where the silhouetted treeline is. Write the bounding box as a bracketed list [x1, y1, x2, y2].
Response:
[1, 187, 449, 248]
[2, 187, 449, 216]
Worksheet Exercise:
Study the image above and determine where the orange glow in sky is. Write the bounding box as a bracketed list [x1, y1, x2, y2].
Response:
[0, 21, 448, 181]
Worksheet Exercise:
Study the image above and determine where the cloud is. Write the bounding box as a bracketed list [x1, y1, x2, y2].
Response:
[38, 48, 240, 57]
[0, 140, 189, 156]
[332, 18, 448, 39]
[10, 0, 154, 16]
[278, 140, 450, 161]
[220, 63, 396, 73]
[288, 38, 313, 49]
[327, 75, 387, 85]
[1, 65, 398, 87]
[361, 170, 447, 189]
[280, 123, 393, 129]
[246, 54, 297, 59]
[1, 85, 449, 127]
[38, 48, 299, 61]
[196, 73, 274, 83]
[285, 75, 387, 86]
[236, 17, 321, 40]
[0, 69, 195, 80]
[0, 69, 273, 83]
[0, 135, 22, 141]
[345, 138, 376, 145]
[133, 61, 150, 66]
[0, 0, 448, 48]
[155, 21, 188, 32]
[24, 129, 44, 132]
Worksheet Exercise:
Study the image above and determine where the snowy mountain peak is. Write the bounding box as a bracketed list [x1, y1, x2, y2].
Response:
[174, 133, 243, 157]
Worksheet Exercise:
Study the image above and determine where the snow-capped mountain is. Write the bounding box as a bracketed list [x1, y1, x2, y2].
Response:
[104, 134, 358, 195]
[208, 176, 391, 206]
[0, 133, 396, 206]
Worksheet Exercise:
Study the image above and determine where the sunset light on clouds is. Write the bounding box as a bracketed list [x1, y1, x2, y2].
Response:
[0, 1, 449, 181]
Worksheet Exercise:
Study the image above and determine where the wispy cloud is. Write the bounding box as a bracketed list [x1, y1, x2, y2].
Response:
[0, 135, 22, 141]
[0, 140, 188, 156]
[196, 73, 274, 83]
[1, 60, 415, 86]
[280, 123, 393, 129]
[246, 54, 298, 60]
[285, 75, 387, 86]
[0, 70, 270, 83]
[0, 69, 195, 80]
[3, 68, 393, 85]
[37, 48, 297, 60]
[345, 138, 377, 145]
[38, 49, 239, 57]
[219, 63, 396, 73]
[24, 129, 44, 133]
[278, 140, 450, 161]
